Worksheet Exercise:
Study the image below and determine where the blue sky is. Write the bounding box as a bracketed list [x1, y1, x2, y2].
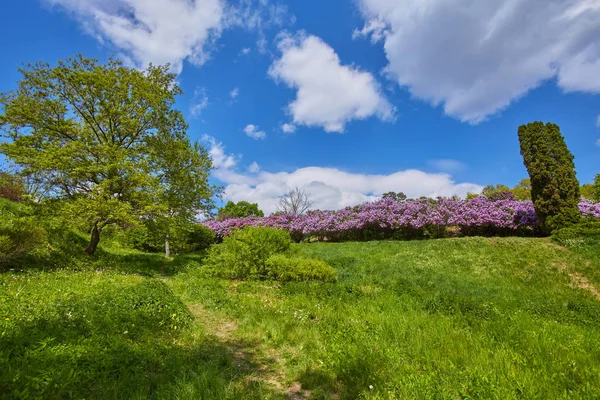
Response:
[1, 0, 599, 213]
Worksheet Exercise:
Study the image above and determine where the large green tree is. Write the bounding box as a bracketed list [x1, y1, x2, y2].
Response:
[217, 201, 264, 220]
[517, 121, 580, 233]
[0, 55, 217, 255]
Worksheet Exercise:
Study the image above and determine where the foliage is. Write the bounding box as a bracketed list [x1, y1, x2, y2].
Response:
[265, 254, 336, 282]
[518, 121, 581, 233]
[0, 172, 25, 202]
[123, 222, 215, 254]
[0, 55, 217, 255]
[593, 174, 600, 202]
[187, 224, 216, 251]
[581, 183, 594, 201]
[276, 187, 312, 215]
[0, 199, 46, 263]
[511, 178, 532, 201]
[205, 226, 291, 279]
[217, 201, 264, 220]
[551, 220, 600, 247]
[382, 191, 407, 202]
[481, 184, 511, 198]
[145, 130, 220, 257]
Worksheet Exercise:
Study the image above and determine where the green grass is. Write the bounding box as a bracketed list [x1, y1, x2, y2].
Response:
[2, 237, 600, 399]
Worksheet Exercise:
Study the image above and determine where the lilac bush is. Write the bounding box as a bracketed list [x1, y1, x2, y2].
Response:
[203, 198, 600, 242]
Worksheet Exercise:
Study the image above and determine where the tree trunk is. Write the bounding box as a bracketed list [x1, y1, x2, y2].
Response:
[85, 223, 101, 255]
[165, 232, 171, 258]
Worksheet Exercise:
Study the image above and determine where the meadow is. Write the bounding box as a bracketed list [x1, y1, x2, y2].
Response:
[2, 236, 599, 399]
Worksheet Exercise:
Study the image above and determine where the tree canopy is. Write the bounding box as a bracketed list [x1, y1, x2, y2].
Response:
[0, 55, 219, 255]
[217, 201, 264, 220]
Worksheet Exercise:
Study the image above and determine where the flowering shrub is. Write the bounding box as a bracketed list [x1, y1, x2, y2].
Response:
[204, 198, 600, 242]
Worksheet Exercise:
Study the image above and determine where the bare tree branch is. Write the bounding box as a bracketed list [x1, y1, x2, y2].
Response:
[276, 187, 312, 215]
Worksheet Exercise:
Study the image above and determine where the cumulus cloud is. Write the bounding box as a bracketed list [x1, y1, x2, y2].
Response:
[281, 123, 296, 133]
[230, 87, 239, 98]
[356, 0, 600, 123]
[44, 0, 292, 72]
[243, 124, 267, 139]
[427, 159, 466, 173]
[269, 31, 395, 132]
[44, 0, 224, 73]
[204, 136, 483, 214]
[247, 161, 260, 173]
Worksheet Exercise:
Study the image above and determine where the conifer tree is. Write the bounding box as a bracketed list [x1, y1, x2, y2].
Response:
[517, 121, 580, 233]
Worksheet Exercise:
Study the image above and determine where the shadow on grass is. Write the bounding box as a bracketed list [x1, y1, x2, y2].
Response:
[0, 280, 283, 400]
[1, 325, 278, 399]
[1, 244, 209, 278]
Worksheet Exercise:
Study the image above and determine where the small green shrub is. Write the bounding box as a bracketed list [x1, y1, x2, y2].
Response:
[265, 254, 336, 282]
[205, 226, 291, 279]
[551, 220, 600, 247]
[0, 199, 46, 264]
[186, 224, 215, 251]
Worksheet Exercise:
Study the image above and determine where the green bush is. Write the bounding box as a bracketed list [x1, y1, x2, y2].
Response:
[124, 223, 215, 254]
[265, 254, 336, 282]
[0, 199, 46, 264]
[186, 224, 215, 251]
[205, 226, 291, 279]
[551, 221, 600, 247]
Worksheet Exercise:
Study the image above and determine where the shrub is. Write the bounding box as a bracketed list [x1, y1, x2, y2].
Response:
[186, 224, 215, 251]
[0, 199, 46, 264]
[205, 226, 290, 279]
[265, 254, 336, 282]
[551, 221, 600, 247]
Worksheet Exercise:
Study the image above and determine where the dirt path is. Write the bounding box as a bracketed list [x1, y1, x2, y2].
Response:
[546, 240, 600, 301]
[187, 304, 311, 399]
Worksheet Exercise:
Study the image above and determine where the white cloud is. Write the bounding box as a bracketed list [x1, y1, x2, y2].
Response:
[596, 138, 600, 147]
[44, 0, 293, 72]
[352, 18, 388, 43]
[243, 124, 267, 139]
[240, 47, 251, 55]
[248, 161, 260, 173]
[44, 0, 223, 73]
[269, 31, 395, 132]
[230, 87, 239, 98]
[190, 87, 209, 117]
[427, 159, 466, 173]
[597, 114, 600, 128]
[204, 137, 483, 214]
[356, 0, 600, 123]
[281, 123, 296, 133]
[202, 135, 249, 184]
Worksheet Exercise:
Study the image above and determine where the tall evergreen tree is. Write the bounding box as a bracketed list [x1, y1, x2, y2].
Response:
[517, 121, 580, 233]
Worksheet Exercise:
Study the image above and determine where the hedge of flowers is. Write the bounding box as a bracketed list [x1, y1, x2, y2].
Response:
[203, 197, 600, 242]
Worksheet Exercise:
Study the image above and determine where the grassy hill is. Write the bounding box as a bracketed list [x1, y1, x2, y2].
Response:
[2, 237, 600, 399]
